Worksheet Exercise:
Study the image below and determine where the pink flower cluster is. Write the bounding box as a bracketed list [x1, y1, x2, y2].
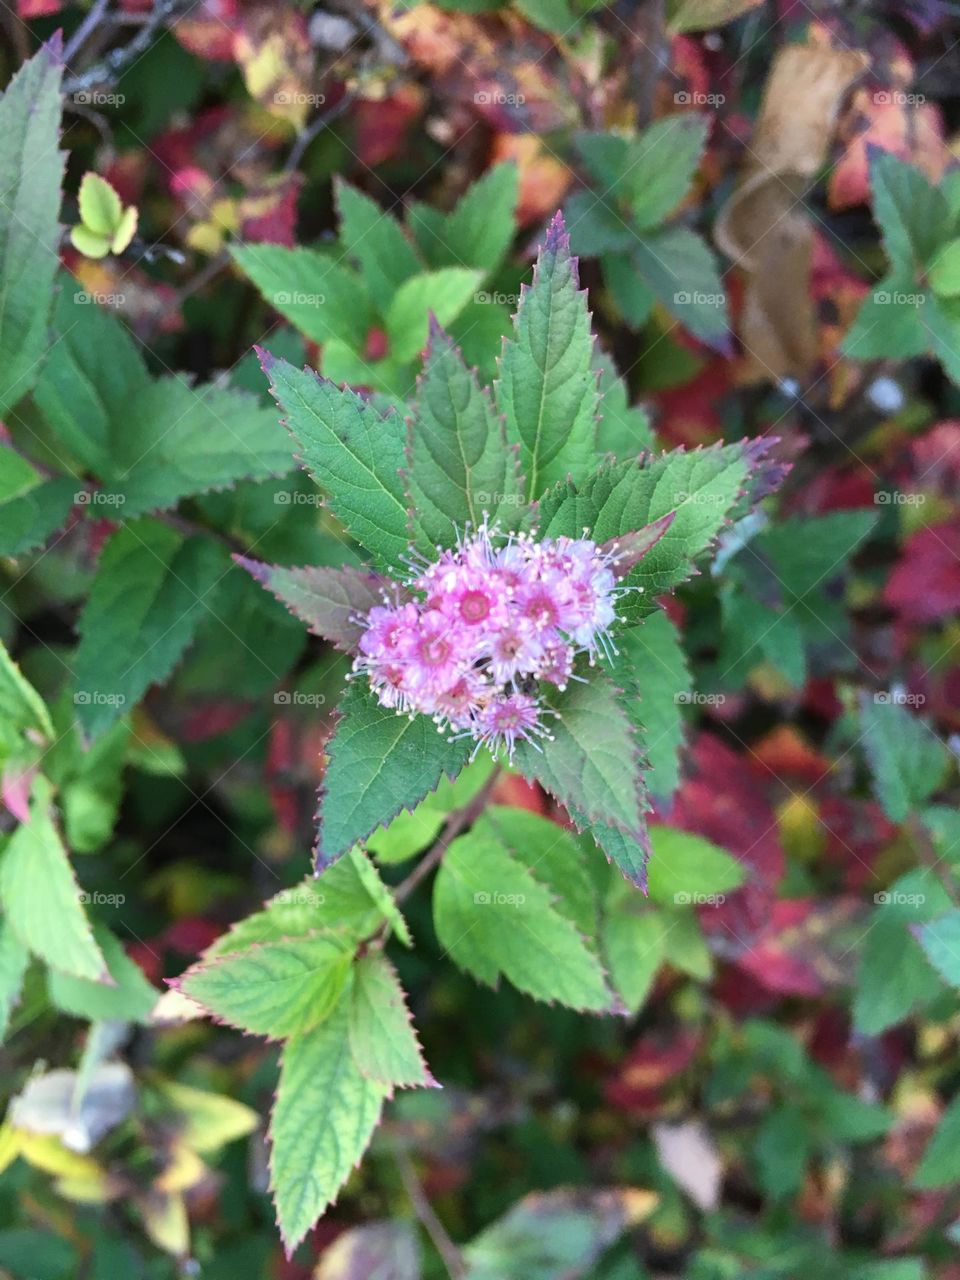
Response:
[353, 525, 620, 759]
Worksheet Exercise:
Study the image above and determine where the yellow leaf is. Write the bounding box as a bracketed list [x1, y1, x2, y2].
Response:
[111, 204, 139, 255]
[155, 1078, 259, 1154]
[141, 1190, 190, 1257]
[155, 1140, 207, 1193]
[0, 1122, 21, 1175]
[16, 1131, 103, 1180]
[78, 171, 122, 236]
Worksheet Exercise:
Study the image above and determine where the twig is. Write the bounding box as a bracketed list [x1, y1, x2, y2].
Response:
[284, 90, 357, 173]
[394, 1146, 466, 1280]
[64, 0, 187, 93]
[393, 765, 502, 906]
[63, 0, 111, 66]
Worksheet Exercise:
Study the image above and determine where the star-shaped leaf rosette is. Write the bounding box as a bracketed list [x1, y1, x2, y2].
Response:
[240, 213, 784, 888]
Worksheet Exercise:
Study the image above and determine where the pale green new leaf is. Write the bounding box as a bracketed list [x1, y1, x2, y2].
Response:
[645, 826, 746, 905]
[434, 163, 518, 273]
[434, 820, 613, 1012]
[335, 179, 422, 313]
[348, 952, 433, 1088]
[180, 933, 353, 1040]
[270, 998, 389, 1251]
[230, 243, 372, 350]
[0, 638, 54, 745]
[72, 518, 228, 739]
[601, 873, 665, 1014]
[497, 213, 598, 497]
[261, 354, 410, 572]
[0, 776, 107, 981]
[385, 268, 483, 364]
[0, 37, 64, 415]
[48, 925, 158, 1023]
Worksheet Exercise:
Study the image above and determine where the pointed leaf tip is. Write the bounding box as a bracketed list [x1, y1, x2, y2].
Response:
[544, 209, 569, 254]
[254, 344, 276, 374]
[45, 29, 64, 62]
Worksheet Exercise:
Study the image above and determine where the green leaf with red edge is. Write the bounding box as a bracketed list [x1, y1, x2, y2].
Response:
[496, 211, 599, 499]
[235, 556, 387, 652]
[258, 352, 410, 573]
[513, 670, 647, 848]
[0, 35, 64, 416]
[406, 322, 524, 551]
[537, 440, 781, 623]
[348, 952, 434, 1089]
[270, 995, 389, 1254]
[316, 681, 472, 872]
[177, 932, 354, 1040]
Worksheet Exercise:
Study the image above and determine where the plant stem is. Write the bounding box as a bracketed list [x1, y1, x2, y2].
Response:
[394, 1146, 466, 1279]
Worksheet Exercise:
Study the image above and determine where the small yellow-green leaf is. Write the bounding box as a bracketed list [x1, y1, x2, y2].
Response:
[78, 172, 122, 236]
[111, 204, 138, 254]
[928, 238, 960, 297]
[69, 224, 111, 259]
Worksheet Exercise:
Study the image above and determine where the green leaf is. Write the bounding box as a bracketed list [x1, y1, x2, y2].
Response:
[367, 758, 494, 864]
[594, 350, 654, 458]
[853, 870, 952, 1034]
[230, 243, 372, 350]
[513, 672, 645, 842]
[110, 204, 138, 254]
[316, 681, 471, 871]
[0, 475, 76, 557]
[859, 696, 949, 824]
[44, 694, 130, 852]
[667, 0, 764, 33]
[755, 1104, 811, 1199]
[841, 275, 930, 362]
[869, 151, 951, 274]
[406, 323, 524, 549]
[0, 776, 107, 981]
[613, 612, 688, 802]
[601, 871, 665, 1013]
[0, 921, 29, 1040]
[632, 225, 729, 350]
[913, 1094, 960, 1188]
[179, 933, 353, 1040]
[206, 849, 406, 958]
[612, 115, 709, 232]
[72, 518, 228, 739]
[538, 441, 762, 621]
[236, 557, 387, 652]
[565, 190, 635, 257]
[437, 163, 518, 273]
[335, 179, 422, 314]
[463, 1187, 652, 1280]
[77, 172, 122, 236]
[0, 638, 54, 746]
[260, 353, 410, 572]
[348, 952, 433, 1088]
[0, 37, 64, 415]
[270, 997, 388, 1252]
[915, 910, 960, 989]
[646, 825, 746, 905]
[47, 926, 157, 1023]
[385, 268, 483, 364]
[434, 815, 614, 1012]
[928, 237, 960, 297]
[69, 225, 110, 258]
[34, 283, 293, 515]
[497, 212, 599, 498]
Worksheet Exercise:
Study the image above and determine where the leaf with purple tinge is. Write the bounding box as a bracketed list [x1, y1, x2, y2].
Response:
[235, 556, 388, 652]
